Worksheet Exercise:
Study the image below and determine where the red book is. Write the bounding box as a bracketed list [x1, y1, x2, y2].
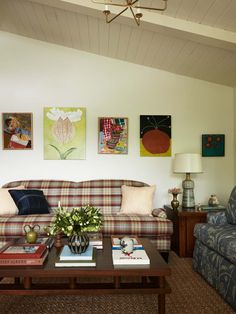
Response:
[0, 250, 49, 266]
[0, 243, 46, 259]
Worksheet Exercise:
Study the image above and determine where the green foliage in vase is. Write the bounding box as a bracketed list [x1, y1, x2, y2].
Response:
[46, 205, 103, 237]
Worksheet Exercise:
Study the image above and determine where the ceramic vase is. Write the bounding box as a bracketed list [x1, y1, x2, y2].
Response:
[68, 233, 89, 254]
[171, 193, 180, 210]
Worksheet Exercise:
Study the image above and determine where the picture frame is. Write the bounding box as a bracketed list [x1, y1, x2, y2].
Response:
[202, 134, 225, 157]
[140, 115, 171, 157]
[98, 117, 128, 154]
[44, 107, 86, 160]
[2, 113, 33, 150]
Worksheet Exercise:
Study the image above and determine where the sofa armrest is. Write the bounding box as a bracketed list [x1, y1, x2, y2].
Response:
[207, 211, 227, 224]
[152, 208, 167, 218]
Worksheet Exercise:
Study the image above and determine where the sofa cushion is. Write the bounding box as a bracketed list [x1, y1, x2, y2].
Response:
[0, 185, 25, 215]
[120, 185, 156, 215]
[194, 223, 236, 264]
[225, 186, 236, 224]
[9, 190, 51, 215]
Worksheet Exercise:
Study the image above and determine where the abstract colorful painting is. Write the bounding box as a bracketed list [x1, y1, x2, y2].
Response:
[2, 113, 33, 150]
[202, 134, 225, 157]
[44, 107, 86, 160]
[140, 115, 171, 157]
[98, 117, 128, 154]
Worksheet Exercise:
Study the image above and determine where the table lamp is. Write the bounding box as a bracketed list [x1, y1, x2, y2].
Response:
[173, 153, 203, 209]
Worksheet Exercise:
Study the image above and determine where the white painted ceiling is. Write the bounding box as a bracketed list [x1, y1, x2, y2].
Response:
[0, 0, 236, 86]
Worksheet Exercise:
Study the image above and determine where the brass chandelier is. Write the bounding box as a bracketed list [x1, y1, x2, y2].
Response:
[92, 0, 168, 26]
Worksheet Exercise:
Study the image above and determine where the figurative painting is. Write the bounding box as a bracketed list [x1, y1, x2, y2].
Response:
[140, 115, 171, 157]
[2, 113, 33, 150]
[98, 117, 128, 154]
[202, 134, 225, 157]
[44, 107, 86, 160]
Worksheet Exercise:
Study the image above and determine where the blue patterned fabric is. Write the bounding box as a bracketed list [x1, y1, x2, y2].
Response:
[207, 211, 227, 224]
[193, 240, 236, 310]
[226, 186, 236, 224]
[193, 186, 236, 310]
[194, 223, 236, 264]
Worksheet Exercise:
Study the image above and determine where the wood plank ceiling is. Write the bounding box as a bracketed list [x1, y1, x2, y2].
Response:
[0, 0, 236, 86]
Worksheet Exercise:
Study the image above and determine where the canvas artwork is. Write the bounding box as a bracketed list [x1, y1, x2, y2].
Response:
[202, 134, 225, 157]
[140, 115, 171, 157]
[2, 113, 33, 150]
[98, 117, 128, 154]
[44, 107, 86, 160]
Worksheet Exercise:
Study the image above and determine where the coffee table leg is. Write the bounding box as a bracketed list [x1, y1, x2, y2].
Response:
[158, 293, 165, 314]
[158, 277, 166, 314]
[23, 277, 32, 289]
[69, 277, 76, 289]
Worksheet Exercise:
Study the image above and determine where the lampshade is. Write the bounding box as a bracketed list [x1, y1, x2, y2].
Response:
[173, 153, 203, 174]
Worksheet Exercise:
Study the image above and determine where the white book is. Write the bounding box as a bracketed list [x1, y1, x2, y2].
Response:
[112, 248, 150, 265]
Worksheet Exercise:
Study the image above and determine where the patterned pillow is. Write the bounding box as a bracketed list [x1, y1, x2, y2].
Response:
[8, 189, 51, 215]
[225, 186, 236, 224]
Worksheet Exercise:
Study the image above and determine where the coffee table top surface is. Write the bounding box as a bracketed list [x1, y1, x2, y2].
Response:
[0, 237, 171, 278]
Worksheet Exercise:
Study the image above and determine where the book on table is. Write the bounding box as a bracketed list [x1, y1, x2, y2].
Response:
[112, 247, 150, 265]
[88, 232, 103, 249]
[59, 245, 94, 261]
[111, 235, 143, 248]
[0, 243, 47, 259]
[55, 248, 96, 267]
[0, 249, 49, 266]
[15, 237, 55, 249]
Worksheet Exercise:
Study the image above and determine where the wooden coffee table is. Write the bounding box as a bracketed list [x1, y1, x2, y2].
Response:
[0, 237, 171, 314]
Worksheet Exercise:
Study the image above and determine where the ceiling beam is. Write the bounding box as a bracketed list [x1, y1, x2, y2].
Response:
[28, 0, 236, 52]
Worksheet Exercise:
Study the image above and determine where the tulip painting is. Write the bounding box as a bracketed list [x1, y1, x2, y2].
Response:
[44, 107, 86, 160]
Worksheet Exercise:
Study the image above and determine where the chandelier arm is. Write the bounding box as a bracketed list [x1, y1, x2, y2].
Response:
[105, 7, 129, 23]
[130, 6, 140, 26]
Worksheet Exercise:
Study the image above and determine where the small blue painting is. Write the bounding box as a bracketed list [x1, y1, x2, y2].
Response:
[202, 134, 225, 157]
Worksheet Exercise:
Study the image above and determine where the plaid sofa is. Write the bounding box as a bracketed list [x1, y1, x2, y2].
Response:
[1, 179, 173, 253]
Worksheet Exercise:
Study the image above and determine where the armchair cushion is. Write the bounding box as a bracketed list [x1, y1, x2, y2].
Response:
[225, 186, 236, 224]
[194, 223, 236, 264]
[207, 211, 227, 225]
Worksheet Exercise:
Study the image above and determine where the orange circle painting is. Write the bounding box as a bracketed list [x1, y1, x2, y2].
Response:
[140, 115, 171, 156]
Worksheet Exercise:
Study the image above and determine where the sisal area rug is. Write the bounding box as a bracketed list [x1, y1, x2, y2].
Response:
[0, 251, 234, 314]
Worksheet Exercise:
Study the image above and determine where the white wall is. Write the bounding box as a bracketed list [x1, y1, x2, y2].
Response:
[0, 31, 234, 207]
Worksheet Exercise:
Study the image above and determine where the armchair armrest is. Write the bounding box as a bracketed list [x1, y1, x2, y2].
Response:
[152, 208, 167, 218]
[207, 211, 227, 224]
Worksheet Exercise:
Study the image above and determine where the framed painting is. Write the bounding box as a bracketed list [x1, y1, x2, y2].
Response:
[140, 115, 171, 157]
[98, 117, 128, 154]
[202, 134, 225, 157]
[2, 113, 33, 150]
[44, 107, 86, 160]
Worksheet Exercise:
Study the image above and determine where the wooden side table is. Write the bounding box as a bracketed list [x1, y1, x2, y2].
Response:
[164, 205, 207, 257]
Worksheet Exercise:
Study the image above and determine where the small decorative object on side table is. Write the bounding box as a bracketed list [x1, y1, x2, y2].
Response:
[168, 188, 182, 211]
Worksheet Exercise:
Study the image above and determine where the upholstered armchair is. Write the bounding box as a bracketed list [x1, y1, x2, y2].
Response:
[193, 186, 236, 310]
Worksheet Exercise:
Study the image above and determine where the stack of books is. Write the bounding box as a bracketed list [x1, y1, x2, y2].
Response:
[55, 245, 96, 267]
[0, 243, 48, 266]
[111, 236, 150, 266]
[88, 233, 103, 249]
[15, 236, 55, 249]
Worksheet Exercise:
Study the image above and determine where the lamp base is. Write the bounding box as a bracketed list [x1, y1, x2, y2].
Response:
[182, 175, 195, 209]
